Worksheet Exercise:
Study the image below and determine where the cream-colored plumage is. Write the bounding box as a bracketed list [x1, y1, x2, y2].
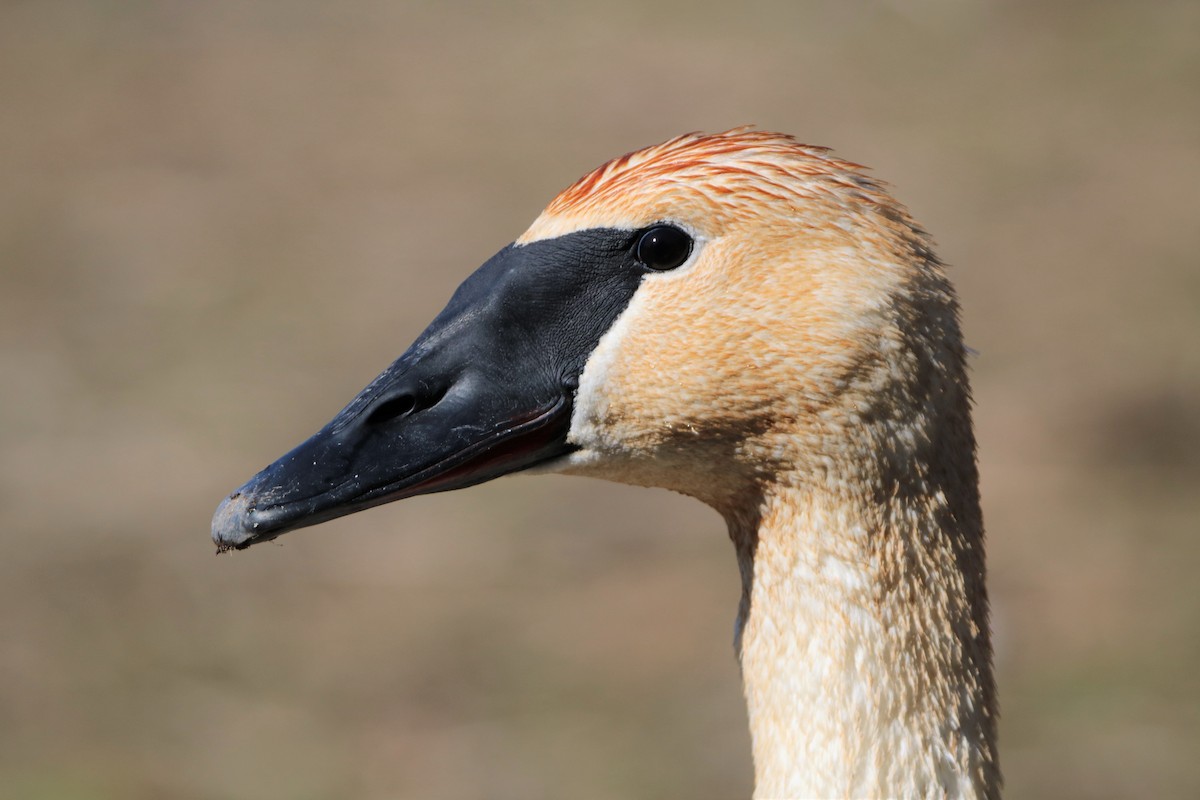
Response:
[527, 130, 999, 798]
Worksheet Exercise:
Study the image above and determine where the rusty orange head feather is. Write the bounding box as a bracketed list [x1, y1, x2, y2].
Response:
[521, 127, 918, 246]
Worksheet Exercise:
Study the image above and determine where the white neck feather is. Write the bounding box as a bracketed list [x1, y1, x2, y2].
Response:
[727, 476, 999, 800]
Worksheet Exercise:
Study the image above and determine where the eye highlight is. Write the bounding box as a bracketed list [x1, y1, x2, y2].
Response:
[634, 225, 693, 271]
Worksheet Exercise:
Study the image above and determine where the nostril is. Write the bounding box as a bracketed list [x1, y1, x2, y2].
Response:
[426, 383, 449, 408]
[363, 383, 450, 427]
[365, 394, 417, 426]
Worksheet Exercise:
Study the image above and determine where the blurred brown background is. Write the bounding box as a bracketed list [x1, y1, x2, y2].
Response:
[2, 1, 1197, 798]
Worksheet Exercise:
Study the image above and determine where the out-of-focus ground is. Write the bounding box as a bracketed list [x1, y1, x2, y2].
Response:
[1, 1, 1197, 798]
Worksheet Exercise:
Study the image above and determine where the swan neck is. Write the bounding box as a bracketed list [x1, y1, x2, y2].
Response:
[729, 477, 999, 799]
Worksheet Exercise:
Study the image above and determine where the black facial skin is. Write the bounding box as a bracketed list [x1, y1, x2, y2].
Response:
[212, 226, 691, 550]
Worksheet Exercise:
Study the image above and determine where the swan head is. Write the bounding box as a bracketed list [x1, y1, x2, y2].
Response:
[213, 129, 962, 548]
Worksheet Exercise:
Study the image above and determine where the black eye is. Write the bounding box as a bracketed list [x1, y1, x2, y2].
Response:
[635, 225, 693, 271]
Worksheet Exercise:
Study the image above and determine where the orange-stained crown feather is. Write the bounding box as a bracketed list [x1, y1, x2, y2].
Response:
[521, 127, 921, 245]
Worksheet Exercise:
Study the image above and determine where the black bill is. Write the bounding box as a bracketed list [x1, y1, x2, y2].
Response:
[212, 227, 650, 550]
